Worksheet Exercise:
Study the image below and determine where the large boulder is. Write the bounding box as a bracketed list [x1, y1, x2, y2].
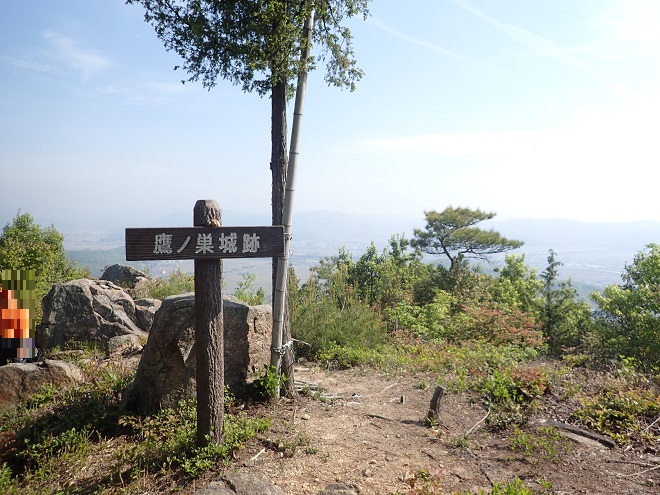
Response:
[36, 279, 150, 350]
[100, 264, 149, 289]
[125, 293, 272, 414]
[195, 473, 287, 495]
[0, 360, 84, 412]
[134, 298, 162, 331]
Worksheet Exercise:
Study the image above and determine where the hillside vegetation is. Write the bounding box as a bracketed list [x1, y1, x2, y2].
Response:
[0, 209, 658, 494]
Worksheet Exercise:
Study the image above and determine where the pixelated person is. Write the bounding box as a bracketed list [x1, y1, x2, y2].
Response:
[0, 269, 37, 365]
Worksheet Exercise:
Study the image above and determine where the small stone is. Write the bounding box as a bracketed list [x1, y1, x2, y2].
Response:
[368, 459, 377, 465]
[362, 468, 373, 478]
[301, 413, 311, 420]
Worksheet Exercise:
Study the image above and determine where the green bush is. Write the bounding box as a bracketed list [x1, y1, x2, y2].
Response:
[591, 246, 660, 371]
[0, 211, 89, 321]
[572, 387, 660, 446]
[132, 269, 194, 300]
[291, 271, 386, 361]
[233, 272, 266, 305]
[478, 365, 550, 429]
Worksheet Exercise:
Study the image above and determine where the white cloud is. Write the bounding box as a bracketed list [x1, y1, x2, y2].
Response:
[43, 31, 112, 78]
[449, 0, 585, 68]
[596, 0, 660, 48]
[0, 54, 58, 74]
[367, 18, 468, 61]
[354, 100, 660, 222]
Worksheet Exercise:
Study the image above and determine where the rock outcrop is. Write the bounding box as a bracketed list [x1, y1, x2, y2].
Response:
[100, 264, 149, 289]
[195, 473, 287, 495]
[36, 279, 150, 350]
[124, 293, 272, 414]
[0, 360, 84, 411]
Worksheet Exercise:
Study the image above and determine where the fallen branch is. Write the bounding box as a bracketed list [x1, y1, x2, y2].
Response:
[365, 413, 394, 422]
[643, 414, 660, 434]
[249, 448, 266, 462]
[611, 464, 660, 478]
[465, 409, 490, 436]
[535, 419, 616, 448]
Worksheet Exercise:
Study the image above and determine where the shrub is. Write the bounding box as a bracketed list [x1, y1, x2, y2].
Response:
[479, 365, 550, 429]
[0, 212, 88, 321]
[591, 244, 660, 370]
[132, 269, 194, 300]
[571, 387, 660, 446]
[233, 272, 266, 305]
[291, 272, 386, 361]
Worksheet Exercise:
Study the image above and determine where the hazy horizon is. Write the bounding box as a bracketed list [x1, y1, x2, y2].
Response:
[3, 1, 660, 226]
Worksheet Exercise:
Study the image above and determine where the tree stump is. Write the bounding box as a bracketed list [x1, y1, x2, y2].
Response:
[427, 385, 446, 423]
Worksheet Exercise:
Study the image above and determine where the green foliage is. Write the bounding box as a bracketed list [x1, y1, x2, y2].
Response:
[591, 244, 660, 370]
[233, 272, 267, 305]
[0, 212, 88, 320]
[478, 366, 550, 429]
[411, 207, 523, 271]
[118, 399, 270, 478]
[488, 478, 533, 495]
[0, 356, 269, 493]
[126, 0, 370, 95]
[509, 427, 572, 463]
[449, 304, 544, 348]
[0, 364, 133, 493]
[290, 263, 386, 361]
[132, 269, 194, 300]
[386, 290, 453, 339]
[252, 365, 287, 400]
[541, 250, 592, 354]
[490, 254, 542, 316]
[571, 387, 660, 446]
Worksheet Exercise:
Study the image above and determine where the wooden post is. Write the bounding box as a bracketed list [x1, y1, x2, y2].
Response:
[125, 201, 284, 446]
[193, 200, 224, 446]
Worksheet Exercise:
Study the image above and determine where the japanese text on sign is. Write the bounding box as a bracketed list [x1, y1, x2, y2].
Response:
[154, 232, 261, 255]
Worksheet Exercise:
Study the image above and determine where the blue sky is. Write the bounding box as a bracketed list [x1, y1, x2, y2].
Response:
[2, 0, 660, 231]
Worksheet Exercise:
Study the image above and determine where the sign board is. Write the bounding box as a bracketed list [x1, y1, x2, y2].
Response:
[125, 226, 285, 261]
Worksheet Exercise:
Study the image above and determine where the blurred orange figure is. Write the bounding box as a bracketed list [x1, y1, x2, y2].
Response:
[1, 287, 32, 359]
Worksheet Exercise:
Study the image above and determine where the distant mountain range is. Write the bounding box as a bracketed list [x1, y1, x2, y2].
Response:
[7, 209, 658, 299]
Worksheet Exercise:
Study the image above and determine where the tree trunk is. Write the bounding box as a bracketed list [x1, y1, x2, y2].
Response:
[193, 200, 224, 446]
[270, 79, 296, 397]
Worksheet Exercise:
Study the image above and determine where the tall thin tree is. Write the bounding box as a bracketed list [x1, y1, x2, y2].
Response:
[127, 0, 372, 391]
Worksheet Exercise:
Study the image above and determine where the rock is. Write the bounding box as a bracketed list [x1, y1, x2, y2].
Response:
[195, 473, 287, 495]
[124, 294, 272, 414]
[318, 483, 359, 495]
[0, 360, 84, 411]
[36, 279, 149, 350]
[106, 334, 144, 359]
[134, 298, 162, 331]
[100, 264, 149, 289]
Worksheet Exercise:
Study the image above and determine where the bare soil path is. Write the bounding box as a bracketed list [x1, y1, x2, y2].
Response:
[227, 366, 659, 495]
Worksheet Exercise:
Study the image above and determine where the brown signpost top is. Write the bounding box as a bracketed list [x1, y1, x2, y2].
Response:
[125, 226, 285, 261]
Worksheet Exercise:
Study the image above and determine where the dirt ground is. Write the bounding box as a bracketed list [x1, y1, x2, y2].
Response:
[226, 365, 659, 495]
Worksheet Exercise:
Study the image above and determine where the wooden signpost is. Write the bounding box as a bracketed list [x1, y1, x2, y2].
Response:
[126, 200, 285, 446]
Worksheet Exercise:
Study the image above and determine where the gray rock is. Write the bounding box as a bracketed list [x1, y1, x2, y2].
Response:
[100, 264, 149, 289]
[318, 483, 359, 495]
[36, 279, 149, 350]
[124, 294, 272, 414]
[195, 473, 287, 495]
[106, 334, 144, 359]
[0, 360, 84, 411]
[134, 298, 162, 331]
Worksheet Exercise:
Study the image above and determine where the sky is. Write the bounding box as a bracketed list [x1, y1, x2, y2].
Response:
[2, 0, 660, 233]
